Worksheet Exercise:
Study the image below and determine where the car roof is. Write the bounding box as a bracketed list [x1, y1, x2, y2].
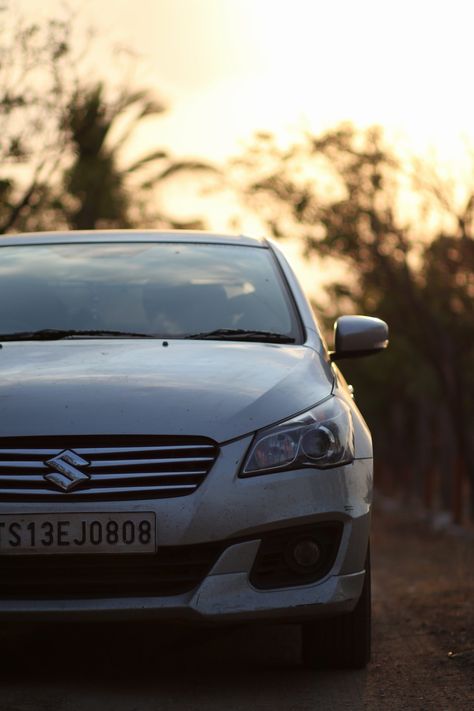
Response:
[0, 229, 268, 248]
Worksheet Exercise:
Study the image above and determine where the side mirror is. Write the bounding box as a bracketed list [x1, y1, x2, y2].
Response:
[331, 315, 389, 361]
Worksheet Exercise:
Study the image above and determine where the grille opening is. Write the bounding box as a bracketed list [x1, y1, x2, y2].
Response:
[0, 435, 219, 501]
[0, 540, 227, 599]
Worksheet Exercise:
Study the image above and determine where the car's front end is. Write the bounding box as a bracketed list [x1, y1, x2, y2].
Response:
[0, 230, 387, 667]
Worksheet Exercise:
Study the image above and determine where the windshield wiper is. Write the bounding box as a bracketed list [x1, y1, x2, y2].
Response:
[0, 328, 296, 343]
[184, 328, 295, 343]
[0, 329, 156, 341]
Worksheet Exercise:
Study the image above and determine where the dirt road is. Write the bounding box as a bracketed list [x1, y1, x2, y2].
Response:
[0, 505, 472, 710]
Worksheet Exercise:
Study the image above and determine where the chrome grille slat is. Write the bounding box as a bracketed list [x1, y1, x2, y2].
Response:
[75, 445, 216, 454]
[0, 450, 59, 457]
[0, 457, 214, 468]
[0, 461, 49, 469]
[0, 475, 45, 482]
[0, 436, 218, 501]
[0, 445, 215, 456]
[86, 456, 214, 467]
[0, 484, 196, 496]
[0, 470, 207, 483]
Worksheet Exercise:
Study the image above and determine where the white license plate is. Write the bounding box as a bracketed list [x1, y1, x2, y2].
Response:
[0, 513, 156, 555]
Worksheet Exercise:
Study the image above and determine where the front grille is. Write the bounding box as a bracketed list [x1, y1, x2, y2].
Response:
[0, 541, 226, 598]
[0, 436, 219, 501]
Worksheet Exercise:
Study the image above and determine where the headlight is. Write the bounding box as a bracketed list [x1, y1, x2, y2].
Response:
[241, 396, 354, 476]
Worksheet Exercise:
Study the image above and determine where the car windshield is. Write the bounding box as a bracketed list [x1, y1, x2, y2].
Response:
[0, 242, 301, 341]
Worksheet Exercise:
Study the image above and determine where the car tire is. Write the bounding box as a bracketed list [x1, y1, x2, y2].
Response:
[301, 546, 371, 670]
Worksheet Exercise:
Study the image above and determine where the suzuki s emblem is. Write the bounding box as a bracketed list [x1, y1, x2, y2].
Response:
[44, 450, 91, 492]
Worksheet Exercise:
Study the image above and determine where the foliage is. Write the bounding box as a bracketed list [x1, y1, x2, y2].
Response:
[0, 3, 73, 232]
[0, 3, 215, 233]
[236, 124, 474, 522]
[61, 82, 214, 230]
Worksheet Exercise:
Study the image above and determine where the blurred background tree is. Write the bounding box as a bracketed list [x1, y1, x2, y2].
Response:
[61, 83, 214, 230]
[0, 2, 214, 234]
[0, 5, 73, 232]
[234, 124, 474, 524]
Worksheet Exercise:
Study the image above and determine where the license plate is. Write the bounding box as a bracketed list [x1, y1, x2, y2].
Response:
[0, 513, 156, 555]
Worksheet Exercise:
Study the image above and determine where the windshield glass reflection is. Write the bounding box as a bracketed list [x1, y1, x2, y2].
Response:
[0, 242, 299, 340]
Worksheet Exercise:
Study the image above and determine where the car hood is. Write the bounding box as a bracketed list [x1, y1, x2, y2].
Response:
[0, 340, 333, 442]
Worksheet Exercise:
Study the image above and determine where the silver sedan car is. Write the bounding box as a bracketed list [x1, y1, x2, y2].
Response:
[0, 230, 388, 669]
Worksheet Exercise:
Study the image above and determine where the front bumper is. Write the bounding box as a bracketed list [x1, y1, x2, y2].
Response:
[0, 568, 366, 623]
[0, 437, 372, 621]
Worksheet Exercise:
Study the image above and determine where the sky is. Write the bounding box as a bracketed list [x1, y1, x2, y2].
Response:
[27, 0, 474, 161]
[19, 0, 474, 292]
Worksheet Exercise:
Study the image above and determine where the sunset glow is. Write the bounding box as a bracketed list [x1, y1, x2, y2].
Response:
[27, 0, 474, 162]
[15, 0, 474, 292]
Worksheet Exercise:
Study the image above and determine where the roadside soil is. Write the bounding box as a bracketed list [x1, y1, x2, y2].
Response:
[0, 504, 472, 710]
[366, 505, 474, 709]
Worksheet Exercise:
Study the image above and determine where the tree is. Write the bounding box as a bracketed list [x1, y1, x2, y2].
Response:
[61, 82, 215, 230]
[0, 3, 216, 234]
[0, 3, 73, 232]
[235, 124, 474, 522]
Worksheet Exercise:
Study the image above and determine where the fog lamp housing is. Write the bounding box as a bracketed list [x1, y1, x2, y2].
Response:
[286, 538, 322, 573]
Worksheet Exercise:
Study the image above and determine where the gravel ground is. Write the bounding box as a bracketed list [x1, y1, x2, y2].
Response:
[0, 505, 472, 710]
[366, 506, 474, 710]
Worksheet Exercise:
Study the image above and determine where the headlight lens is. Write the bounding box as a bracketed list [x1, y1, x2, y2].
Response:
[241, 396, 354, 476]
